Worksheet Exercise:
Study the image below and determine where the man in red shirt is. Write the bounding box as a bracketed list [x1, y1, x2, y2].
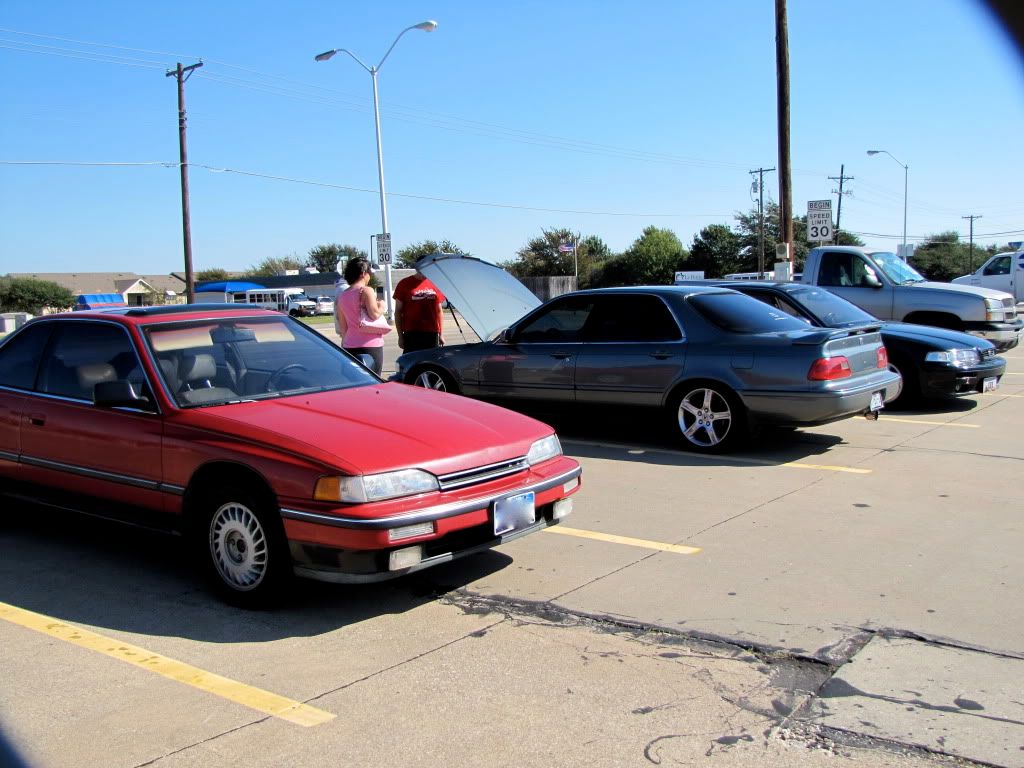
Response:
[393, 271, 446, 352]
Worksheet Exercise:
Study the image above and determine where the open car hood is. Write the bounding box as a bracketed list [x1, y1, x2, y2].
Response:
[416, 253, 542, 341]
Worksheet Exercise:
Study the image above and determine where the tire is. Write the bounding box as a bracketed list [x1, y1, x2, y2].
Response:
[288, 309, 298, 317]
[670, 382, 747, 453]
[193, 484, 291, 608]
[409, 366, 459, 394]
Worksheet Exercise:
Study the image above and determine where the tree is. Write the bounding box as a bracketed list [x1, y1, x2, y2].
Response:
[590, 226, 685, 287]
[501, 228, 609, 282]
[394, 240, 467, 269]
[307, 244, 366, 274]
[733, 202, 863, 273]
[195, 268, 230, 283]
[685, 224, 742, 278]
[0, 277, 75, 314]
[244, 255, 304, 278]
[910, 232, 975, 282]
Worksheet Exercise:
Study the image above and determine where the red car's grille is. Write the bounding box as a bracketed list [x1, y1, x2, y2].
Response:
[437, 457, 529, 491]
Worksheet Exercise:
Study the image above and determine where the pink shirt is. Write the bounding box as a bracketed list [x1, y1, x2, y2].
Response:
[338, 287, 385, 349]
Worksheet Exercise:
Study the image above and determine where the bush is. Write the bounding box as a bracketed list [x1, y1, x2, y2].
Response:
[0, 277, 76, 314]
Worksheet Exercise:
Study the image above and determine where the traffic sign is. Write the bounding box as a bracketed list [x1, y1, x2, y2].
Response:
[377, 233, 392, 265]
[806, 200, 833, 243]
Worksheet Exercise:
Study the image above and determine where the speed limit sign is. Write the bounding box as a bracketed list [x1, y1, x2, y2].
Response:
[807, 200, 833, 243]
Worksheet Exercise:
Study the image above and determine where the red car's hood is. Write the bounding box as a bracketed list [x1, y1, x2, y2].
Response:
[187, 382, 551, 476]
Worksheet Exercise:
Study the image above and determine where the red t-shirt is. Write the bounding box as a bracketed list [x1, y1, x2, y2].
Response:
[393, 275, 445, 333]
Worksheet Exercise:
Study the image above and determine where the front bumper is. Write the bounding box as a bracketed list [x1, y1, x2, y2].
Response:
[919, 358, 1007, 399]
[280, 459, 581, 583]
[962, 319, 1023, 352]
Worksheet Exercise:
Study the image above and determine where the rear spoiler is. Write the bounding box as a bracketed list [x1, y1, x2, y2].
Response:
[790, 323, 883, 345]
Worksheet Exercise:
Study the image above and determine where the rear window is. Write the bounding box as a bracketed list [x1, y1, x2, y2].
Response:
[689, 292, 810, 334]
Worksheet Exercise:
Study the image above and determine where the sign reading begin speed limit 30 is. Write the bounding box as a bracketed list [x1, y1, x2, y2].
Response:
[807, 199, 833, 243]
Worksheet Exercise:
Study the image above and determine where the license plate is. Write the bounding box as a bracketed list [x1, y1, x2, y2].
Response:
[493, 492, 536, 536]
[983, 376, 999, 392]
[870, 391, 884, 411]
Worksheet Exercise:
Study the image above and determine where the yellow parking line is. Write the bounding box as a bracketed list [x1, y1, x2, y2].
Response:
[982, 393, 1024, 398]
[545, 526, 702, 555]
[0, 601, 335, 727]
[881, 417, 979, 428]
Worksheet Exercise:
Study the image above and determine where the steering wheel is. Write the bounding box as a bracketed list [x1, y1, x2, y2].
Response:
[265, 363, 308, 392]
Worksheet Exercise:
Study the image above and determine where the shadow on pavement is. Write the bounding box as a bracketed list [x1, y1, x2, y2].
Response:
[0, 503, 512, 643]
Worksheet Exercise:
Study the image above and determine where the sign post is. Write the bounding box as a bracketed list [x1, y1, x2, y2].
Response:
[806, 200, 833, 243]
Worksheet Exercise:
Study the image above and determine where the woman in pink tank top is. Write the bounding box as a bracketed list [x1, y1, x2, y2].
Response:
[335, 257, 386, 375]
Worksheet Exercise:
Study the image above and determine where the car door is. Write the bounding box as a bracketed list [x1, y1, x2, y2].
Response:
[817, 250, 894, 319]
[475, 295, 592, 403]
[0, 323, 54, 486]
[574, 293, 686, 406]
[17, 320, 168, 525]
[977, 255, 1013, 294]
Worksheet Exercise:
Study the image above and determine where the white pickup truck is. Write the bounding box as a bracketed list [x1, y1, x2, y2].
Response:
[801, 246, 1023, 351]
[952, 249, 1024, 304]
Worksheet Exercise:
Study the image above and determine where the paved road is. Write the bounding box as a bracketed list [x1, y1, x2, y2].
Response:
[0, 323, 1021, 767]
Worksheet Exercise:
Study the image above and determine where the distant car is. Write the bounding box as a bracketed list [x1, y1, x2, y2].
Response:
[713, 280, 1006, 404]
[0, 305, 581, 606]
[313, 296, 335, 315]
[285, 293, 317, 317]
[395, 254, 902, 453]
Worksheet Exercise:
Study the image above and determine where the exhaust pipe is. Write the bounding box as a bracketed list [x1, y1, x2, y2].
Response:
[864, 410, 879, 421]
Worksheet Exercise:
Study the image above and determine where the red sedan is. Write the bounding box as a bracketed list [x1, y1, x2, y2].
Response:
[0, 305, 581, 606]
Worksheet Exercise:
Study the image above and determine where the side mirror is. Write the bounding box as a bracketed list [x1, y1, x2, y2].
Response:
[94, 380, 153, 410]
[864, 273, 882, 289]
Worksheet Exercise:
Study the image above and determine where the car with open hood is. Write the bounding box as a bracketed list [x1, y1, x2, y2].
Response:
[394, 254, 902, 452]
[698, 280, 1006, 405]
[0, 304, 581, 606]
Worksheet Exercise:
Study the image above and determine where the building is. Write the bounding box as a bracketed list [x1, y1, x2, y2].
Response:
[6, 272, 187, 306]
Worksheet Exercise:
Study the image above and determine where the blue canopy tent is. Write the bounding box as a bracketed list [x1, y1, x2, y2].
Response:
[75, 293, 128, 310]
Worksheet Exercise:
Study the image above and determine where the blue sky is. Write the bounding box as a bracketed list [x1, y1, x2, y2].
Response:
[2, 0, 1022, 276]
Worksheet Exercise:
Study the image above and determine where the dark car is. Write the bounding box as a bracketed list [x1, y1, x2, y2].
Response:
[709, 280, 1006, 405]
[394, 254, 901, 453]
[0, 304, 581, 606]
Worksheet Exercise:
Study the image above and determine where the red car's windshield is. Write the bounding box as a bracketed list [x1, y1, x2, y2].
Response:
[144, 316, 377, 407]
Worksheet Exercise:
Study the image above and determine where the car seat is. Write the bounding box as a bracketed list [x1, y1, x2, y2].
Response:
[75, 363, 117, 401]
[177, 353, 238, 405]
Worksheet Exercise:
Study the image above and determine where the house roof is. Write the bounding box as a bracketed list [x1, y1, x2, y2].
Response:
[7, 272, 185, 296]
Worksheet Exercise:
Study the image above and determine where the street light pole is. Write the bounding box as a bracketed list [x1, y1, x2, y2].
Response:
[316, 20, 437, 320]
[867, 149, 909, 260]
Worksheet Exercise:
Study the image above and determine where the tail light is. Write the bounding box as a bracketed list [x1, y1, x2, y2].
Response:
[876, 346, 888, 368]
[808, 356, 852, 381]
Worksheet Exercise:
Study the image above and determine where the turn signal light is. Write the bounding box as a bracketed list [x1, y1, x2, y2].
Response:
[808, 356, 852, 381]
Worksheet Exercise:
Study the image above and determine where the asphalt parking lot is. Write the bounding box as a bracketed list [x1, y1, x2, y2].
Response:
[1, 320, 1022, 768]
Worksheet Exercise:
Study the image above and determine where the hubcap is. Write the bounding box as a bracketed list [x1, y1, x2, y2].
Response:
[209, 502, 268, 591]
[414, 370, 447, 391]
[677, 388, 732, 447]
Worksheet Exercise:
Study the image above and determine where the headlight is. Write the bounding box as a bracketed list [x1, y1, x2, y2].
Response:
[985, 297, 1006, 321]
[527, 435, 562, 465]
[925, 348, 981, 367]
[315, 469, 439, 503]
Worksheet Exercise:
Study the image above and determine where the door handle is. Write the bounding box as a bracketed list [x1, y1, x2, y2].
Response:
[27, 413, 46, 427]
[551, 352, 572, 360]
[649, 351, 671, 360]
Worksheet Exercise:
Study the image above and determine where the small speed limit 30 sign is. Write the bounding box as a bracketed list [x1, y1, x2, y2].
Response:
[807, 200, 833, 243]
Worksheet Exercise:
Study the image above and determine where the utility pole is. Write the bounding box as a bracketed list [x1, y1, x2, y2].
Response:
[750, 167, 775, 278]
[775, 0, 794, 266]
[166, 61, 203, 304]
[962, 214, 982, 272]
[828, 164, 854, 244]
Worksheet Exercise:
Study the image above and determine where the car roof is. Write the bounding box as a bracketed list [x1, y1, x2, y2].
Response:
[33, 304, 282, 327]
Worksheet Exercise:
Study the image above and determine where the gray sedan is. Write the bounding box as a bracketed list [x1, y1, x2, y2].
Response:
[395, 255, 901, 452]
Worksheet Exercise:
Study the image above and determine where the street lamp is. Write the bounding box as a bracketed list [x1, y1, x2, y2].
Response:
[316, 20, 438, 319]
[866, 149, 909, 260]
